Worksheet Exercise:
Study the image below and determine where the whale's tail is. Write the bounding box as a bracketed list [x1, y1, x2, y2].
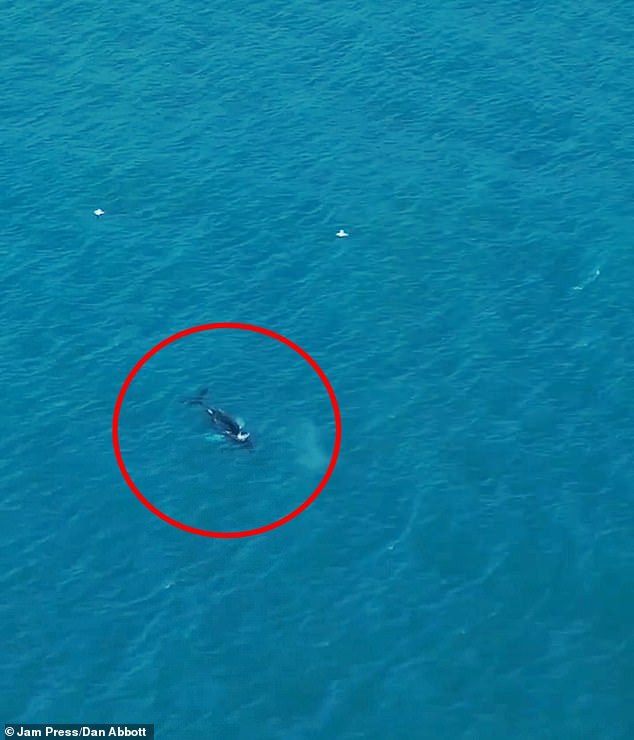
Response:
[181, 387, 209, 406]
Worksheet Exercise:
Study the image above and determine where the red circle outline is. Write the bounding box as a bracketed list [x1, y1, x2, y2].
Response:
[112, 323, 342, 538]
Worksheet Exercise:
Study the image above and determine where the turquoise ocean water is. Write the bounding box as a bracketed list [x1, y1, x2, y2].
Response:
[2, 0, 633, 736]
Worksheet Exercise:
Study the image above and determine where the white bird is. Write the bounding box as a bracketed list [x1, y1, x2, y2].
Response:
[336, 229, 348, 238]
[94, 208, 105, 217]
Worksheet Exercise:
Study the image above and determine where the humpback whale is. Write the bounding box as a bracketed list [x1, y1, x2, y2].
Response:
[183, 388, 252, 446]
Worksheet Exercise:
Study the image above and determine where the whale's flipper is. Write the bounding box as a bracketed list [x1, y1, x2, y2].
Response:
[182, 387, 209, 406]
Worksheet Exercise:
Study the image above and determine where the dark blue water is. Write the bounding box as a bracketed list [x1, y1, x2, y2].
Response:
[2, 1, 633, 737]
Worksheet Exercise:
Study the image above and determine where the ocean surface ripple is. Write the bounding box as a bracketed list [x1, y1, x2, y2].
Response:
[2, 1, 633, 737]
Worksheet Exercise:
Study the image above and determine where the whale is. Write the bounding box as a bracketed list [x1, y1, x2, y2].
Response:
[183, 388, 252, 446]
